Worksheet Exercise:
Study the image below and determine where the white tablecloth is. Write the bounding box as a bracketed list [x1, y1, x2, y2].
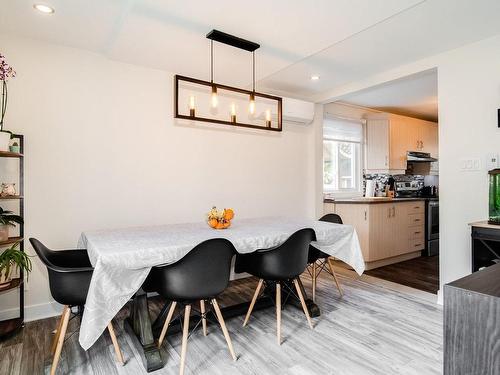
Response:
[77, 217, 364, 350]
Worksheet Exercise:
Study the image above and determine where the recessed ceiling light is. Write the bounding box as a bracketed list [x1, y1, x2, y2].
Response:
[33, 4, 55, 14]
[310, 75, 320, 81]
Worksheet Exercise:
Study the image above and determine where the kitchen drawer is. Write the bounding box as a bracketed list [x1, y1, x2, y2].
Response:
[408, 225, 425, 240]
[407, 202, 424, 215]
[407, 213, 425, 226]
[409, 238, 425, 251]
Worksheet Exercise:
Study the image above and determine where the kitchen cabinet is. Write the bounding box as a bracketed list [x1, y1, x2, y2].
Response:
[365, 113, 438, 173]
[325, 200, 425, 269]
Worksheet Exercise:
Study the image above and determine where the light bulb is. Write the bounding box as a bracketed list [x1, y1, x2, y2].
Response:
[230, 103, 237, 123]
[189, 95, 195, 117]
[211, 85, 218, 108]
[265, 109, 271, 127]
[249, 93, 255, 115]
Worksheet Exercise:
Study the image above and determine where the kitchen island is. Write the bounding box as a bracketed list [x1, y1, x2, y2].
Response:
[324, 198, 427, 269]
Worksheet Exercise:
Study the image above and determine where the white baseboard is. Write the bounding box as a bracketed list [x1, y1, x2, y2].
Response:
[437, 288, 443, 305]
[0, 301, 63, 322]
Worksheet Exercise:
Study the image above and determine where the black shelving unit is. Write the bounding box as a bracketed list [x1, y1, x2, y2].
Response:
[0, 134, 24, 339]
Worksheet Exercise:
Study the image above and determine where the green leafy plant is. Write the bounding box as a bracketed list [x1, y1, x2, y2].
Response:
[0, 242, 32, 282]
[0, 206, 23, 226]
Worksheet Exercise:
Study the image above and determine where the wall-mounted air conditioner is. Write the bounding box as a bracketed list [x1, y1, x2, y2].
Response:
[279, 97, 315, 125]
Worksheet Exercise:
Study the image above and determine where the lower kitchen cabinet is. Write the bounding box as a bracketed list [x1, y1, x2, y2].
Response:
[325, 201, 425, 269]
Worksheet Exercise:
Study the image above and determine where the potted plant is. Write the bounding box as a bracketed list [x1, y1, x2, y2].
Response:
[9, 141, 19, 154]
[0, 207, 23, 242]
[0, 53, 16, 151]
[0, 242, 32, 287]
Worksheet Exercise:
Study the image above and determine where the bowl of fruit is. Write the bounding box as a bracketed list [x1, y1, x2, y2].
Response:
[207, 206, 234, 229]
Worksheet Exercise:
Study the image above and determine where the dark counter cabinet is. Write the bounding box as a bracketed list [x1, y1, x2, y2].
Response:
[470, 222, 500, 273]
[444, 262, 500, 375]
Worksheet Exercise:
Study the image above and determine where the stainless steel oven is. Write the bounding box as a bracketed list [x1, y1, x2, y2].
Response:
[426, 200, 439, 256]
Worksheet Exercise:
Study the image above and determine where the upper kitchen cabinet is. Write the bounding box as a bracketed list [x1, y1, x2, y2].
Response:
[365, 113, 438, 173]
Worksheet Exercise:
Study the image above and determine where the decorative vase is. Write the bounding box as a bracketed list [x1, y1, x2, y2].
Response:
[0, 224, 9, 242]
[0, 131, 10, 152]
[9, 145, 19, 153]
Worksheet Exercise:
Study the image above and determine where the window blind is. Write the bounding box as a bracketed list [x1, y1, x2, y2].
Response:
[323, 116, 363, 142]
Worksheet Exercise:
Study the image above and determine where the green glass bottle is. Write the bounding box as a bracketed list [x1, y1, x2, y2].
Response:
[488, 169, 500, 225]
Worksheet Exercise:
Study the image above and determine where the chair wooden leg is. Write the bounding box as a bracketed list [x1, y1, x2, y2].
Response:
[243, 279, 263, 327]
[276, 282, 281, 345]
[51, 305, 68, 356]
[293, 279, 313, 330]
[179, 305, 191, 375]
[50, 304, 70, 375]
[107, 322, 124, 365]
[312, 262, 317, 303]
[327, 257, 344, 297]
[211, 299, 237, 361]
[158, 301, 177, 348]
[200, 300, 207, 336]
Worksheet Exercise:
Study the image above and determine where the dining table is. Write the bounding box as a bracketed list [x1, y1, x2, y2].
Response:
[77, 216, 365, 371]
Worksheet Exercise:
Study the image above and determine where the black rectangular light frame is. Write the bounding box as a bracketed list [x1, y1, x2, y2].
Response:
[174, 75, 282, 132]
[206, 29, 260, 52]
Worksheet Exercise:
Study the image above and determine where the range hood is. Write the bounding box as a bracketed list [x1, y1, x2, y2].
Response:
[406, 151, 438, 162]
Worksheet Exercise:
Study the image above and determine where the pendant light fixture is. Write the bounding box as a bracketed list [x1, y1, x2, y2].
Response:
[249, 51, 256, 115]
[210, 40, 218, 108]
[174, 30, 282, 132]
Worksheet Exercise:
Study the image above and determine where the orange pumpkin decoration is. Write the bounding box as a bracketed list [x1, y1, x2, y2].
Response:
[208, 218, 218, 228]
[223, 208, 234, 221]
[222, 220, 231, 229]
[215, 221, 225, 229]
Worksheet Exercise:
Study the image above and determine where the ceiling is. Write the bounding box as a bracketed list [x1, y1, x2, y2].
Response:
[340, 69, 438, 122]
[2, 0, 500, 102]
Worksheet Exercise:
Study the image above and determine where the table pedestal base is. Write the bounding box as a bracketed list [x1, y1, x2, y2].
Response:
[126, 289, 164, 372]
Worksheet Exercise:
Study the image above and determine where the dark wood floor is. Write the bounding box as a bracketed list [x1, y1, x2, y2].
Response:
[365, 256, 439, 294]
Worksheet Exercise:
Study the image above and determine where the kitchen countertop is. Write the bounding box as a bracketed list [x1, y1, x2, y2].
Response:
[324, 197, 437, 204]
[469, 220, 500, 230]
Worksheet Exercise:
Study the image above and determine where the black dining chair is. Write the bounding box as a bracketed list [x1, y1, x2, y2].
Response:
[143, 238, 237, 375]
[29, 238, 124, 375]
[308, 214, 344, 302]
[235, 228, 316, 345]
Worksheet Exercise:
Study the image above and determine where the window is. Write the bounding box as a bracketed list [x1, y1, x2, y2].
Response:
[323, 116, 363, 194]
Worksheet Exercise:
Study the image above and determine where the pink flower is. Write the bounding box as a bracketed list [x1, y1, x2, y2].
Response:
[0, 53, 16, 81]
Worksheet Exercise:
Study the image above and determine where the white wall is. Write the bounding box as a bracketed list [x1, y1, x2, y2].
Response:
[437, 35, 500, 288]
[324, 102, 379, 120]
[0, 35, 317, 320]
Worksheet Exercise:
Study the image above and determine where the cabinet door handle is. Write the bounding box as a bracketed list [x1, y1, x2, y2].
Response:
[392, 207, 395, 217]
[387, 208, 390, 218]
[414, 243, 422, 247]
[414, 218, 421, 222]
[385, 156, 388, 166]
[414, 231, 421, 235]
[364, 210, 367, 220]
